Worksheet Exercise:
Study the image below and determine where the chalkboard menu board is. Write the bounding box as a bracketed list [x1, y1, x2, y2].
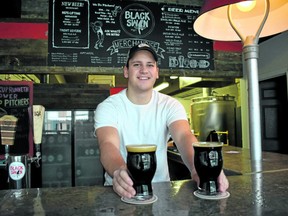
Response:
[48, 0, 214, 70]
[0, 81, 33, 158]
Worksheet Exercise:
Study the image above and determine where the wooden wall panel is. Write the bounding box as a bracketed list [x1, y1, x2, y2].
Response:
[33, 84, 110, 109]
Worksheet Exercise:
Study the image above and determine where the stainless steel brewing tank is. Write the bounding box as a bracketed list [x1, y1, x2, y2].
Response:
[191, 95, 236, 145]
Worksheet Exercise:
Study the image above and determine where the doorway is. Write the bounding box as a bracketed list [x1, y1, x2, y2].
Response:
[260, 75, 288, 153]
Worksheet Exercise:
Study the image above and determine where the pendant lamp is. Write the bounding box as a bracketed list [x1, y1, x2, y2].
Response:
[194, 0, 288, 161]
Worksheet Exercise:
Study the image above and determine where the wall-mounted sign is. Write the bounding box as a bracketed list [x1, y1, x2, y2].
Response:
[0, 81, 33, 158]
[48, 0, 214, 70]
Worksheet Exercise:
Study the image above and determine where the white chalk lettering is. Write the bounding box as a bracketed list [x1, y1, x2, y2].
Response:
[4, 98, 29, 107]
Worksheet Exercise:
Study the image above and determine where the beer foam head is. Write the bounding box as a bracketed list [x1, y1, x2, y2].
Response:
[126, 144, 157, 153]
[193, 142, 223, 148]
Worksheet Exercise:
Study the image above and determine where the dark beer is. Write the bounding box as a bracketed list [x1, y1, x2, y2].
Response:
[193, 142, 223, 195]
[126, 144, 157, 200]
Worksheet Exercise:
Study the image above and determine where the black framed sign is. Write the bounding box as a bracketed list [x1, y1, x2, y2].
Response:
[0, 81, 33, 158]
[48, 0, 214, 70]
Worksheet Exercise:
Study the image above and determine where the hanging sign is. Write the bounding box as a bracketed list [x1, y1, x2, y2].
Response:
[48, 0, 214, 70]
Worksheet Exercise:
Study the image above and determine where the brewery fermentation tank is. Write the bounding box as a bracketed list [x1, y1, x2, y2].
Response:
[191, 95, 236, 146]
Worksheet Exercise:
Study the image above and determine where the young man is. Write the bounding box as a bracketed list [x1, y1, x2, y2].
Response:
[94, 43, 229, 198]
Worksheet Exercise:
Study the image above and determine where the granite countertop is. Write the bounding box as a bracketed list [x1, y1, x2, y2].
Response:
[0, 171, 288, 215]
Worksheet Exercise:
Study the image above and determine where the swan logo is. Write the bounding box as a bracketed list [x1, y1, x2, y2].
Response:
[9, 161, 26, 181]
[120, 3, 155, 38]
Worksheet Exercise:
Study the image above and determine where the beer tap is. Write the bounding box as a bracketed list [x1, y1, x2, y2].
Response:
[30, 105, 45, 168]
[0, 115, 18, 162]
[0, 107, 44, 189]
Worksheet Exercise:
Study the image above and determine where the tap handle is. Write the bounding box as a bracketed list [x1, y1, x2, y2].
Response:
[33, 105, 45, 145]
[0, 115, 18, 146]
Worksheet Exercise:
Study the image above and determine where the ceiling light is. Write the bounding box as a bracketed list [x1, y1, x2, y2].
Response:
[154, 82, 169, 92]
[169, 76, 178, 80]
[236, 0, 256, 12]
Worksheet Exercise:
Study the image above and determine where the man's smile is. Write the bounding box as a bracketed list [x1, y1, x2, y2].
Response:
[137, 76, 150, 80]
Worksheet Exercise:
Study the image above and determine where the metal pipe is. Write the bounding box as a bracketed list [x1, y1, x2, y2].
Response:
[5, 145, 10, 160]
[226, 1, 271, 161]
[243, 44, 262, 161]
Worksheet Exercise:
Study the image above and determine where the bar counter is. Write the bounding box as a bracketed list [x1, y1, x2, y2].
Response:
[1, 170, 288, 215]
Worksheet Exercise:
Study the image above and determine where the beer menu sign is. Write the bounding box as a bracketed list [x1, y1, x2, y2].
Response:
[0, 81, 33, 158]
[48, 0, 214, 70]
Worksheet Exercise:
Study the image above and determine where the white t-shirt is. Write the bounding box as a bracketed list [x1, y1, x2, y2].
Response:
[94, 89, 188, 185]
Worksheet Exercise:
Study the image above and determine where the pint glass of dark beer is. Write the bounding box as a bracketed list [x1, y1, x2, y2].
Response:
[126, 144, 157, 201]
[193, 142, 223, 195]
